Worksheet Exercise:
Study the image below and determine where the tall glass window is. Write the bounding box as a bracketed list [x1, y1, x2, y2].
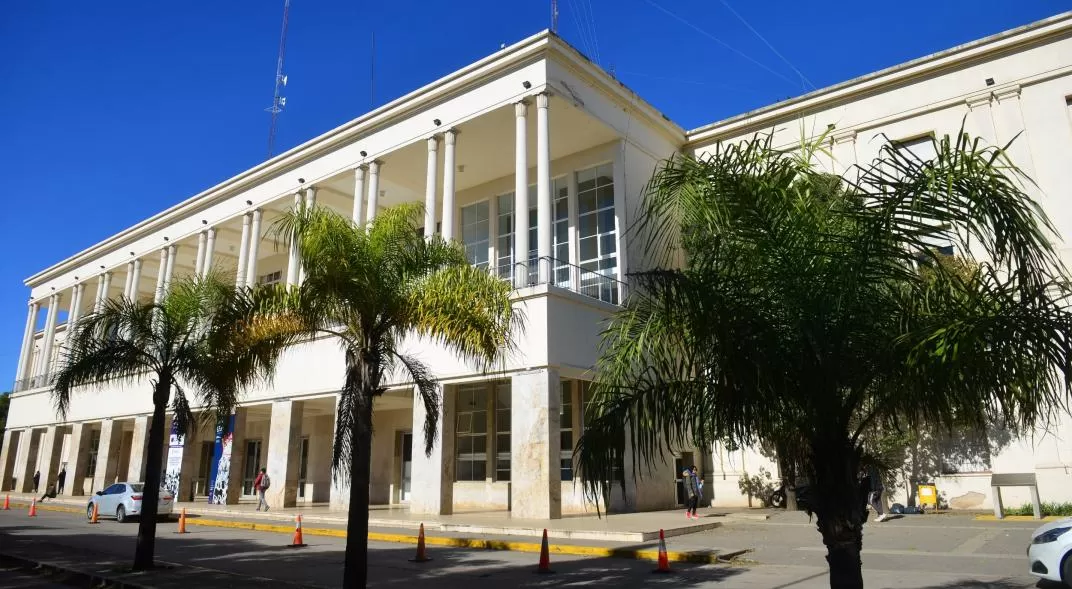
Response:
[461, 201, 490, 270]
[495, 383, 512, 481]
[560, 379, 574, 481]
[495, 189, 537, 283]
[455, 385, 488, 481]
[577, 164, 618, 304]
[552, 177, 570, 287]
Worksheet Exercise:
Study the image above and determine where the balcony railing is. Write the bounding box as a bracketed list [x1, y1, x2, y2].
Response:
[13, 373, 53, 393]
[515, 256, 625, 306]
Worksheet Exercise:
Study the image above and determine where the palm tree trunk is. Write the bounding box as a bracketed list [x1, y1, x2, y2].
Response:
[133, 374, 170, 570]
[810, 434, 864, 589]
[342, 387, 375, 587]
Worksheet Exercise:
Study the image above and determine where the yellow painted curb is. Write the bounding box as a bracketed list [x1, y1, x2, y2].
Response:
[4, 503, 744, 565]
[974, 514, 1063, 522]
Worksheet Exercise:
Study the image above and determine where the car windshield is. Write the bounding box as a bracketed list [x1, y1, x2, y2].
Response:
[129, 484, 144, 493]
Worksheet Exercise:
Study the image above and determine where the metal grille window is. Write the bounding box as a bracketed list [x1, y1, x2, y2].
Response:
[455, 385, 488, 481]
[258, 271, 282, 286]
[461, 201, 490, 270]
[495, 383, 511, 481]
[576, 164, 618, 304]
[495, 189, 537, 282]
[560, 379, 574, 481]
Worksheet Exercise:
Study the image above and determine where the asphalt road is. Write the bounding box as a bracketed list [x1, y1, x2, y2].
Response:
[0, 508, 1054, 588]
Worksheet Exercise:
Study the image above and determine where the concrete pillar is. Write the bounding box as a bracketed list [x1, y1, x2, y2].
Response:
[236, 212, 252, 287]
[0, 430, 20, 491]
[37, 426, 65, 491]
[410, 384, 455, 515]
[612, 140, 629, 302]
[442, 130, 457, 242]
[122, 262, 135, 300]
[164, 245, 177, 293]
[203, 228, 217, 278]
[224, 408, 249, 504]
[352, 166, 366, 225]
[329, 395, 350, 511]
[266, 400, 304, 509]
[567, 168, 580, 290]
[536, 93, 552, 284]
[154, 249, 168, 304]
[39, 294, 60, 377]
[514, 100, 530, 288]
[366, 161, 382, 224]
[194, 231, 207, 277]
[510, 369, 562, 519]
[126, 415, 151, 482]
[424, 136, 439, 238]
[286, 193, 302, 287]
[14, 429, 40, 493]
[97, 271, 113, 312]
[298, 187, 316, 284]
[129, 259, 142, 302]
[245, 209, 264, 286]
[64, 424, 92, 497]
[16, 302, 40, 383]
[92, 420, 123, 493]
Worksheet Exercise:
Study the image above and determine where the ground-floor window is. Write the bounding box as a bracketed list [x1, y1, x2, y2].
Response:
[560, 380, 574, 481]
[241, 439, 262, 495]
[455, 385, 488, 481]
[297, 436, 309, 498]
[495, 383, 511, 481]
[85, 430, 100, 478]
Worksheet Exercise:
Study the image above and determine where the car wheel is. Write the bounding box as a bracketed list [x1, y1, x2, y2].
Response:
[116, 505, 126, 524]
[1062, 550, 1072, 588]
[86, 503, 95, 520]
[769, 490, 786, 509]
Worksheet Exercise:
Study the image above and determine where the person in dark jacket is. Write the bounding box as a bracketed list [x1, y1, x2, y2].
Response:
[859, 464, 887, 522]
[57, 468, 66, 494]
[682, 466, 701, 520]
[32, 470, 40, 493]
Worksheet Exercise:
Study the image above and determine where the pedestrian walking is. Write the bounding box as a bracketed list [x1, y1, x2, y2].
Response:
[57, 467, 66, 494]
[32, 470, 40, 493]
[860, 464, 887, 522]
[254, 467, 271, 511]
[39, 483, 58, 503]
[691, 465, 705, 502]
[682, 466, 701, 520]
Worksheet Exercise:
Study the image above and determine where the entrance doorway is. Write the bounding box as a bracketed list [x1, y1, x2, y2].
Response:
[242, 440, 262, 496]
[400, 432, 412, 502]
[197, 441, 214, 497]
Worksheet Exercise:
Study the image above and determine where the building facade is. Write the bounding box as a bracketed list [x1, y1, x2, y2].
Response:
[3, 13, 1072, 516]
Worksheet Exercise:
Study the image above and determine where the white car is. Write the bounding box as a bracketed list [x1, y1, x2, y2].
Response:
[1028, 516, 1072, 586]
[86, 482, 175, 523]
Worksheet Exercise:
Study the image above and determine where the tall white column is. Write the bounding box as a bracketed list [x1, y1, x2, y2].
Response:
[17, 302, 40, 382]
[98, 272, 113, 312]
[236, 213, 252, 287]
[245, 209, 263, 287]
[298, 188, 316, 284]
[39, 294, 60, 376]
[122, 262, 135, 299]
[93, 274, 105, 312]
[154, 249, 168, 304]
[202, 228, 217, 278]
[194, 231, 208, 278]
[286, 193, 302, 287]
[424, 136, 439, 238]
[567, 169, 580, 290]
[129, 259, 142, 302]
[442, 130, 457, 241]
[15, 300, 38, 384]
[366, 161, 381, 225]
[536, 93, 552, 284]
[514, 100, 530, 288]
[163, 245, 177, 294]
[352, 166, 367, 225]
[66, 285, 82, 331]
[613, 140, 629, 302]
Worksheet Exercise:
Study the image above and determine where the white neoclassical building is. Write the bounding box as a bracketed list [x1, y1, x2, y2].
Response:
[3, 12, 1072, 516]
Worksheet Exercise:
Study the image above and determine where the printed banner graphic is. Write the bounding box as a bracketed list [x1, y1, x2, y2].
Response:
[163, 421, 185, 499]
[208, 414, 236, 505]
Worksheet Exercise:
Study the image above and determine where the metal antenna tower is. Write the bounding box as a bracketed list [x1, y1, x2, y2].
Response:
[551, 0, 559, 33]
[265, 0, 292, 158]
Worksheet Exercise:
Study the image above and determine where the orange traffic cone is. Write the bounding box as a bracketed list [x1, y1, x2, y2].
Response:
[2, 494, 9, 510]
[653, 528, 671, 573]
[88, 502, 99, 524]
[176, 508, 188, 534]
[536, 528, 552, 574]
[409, 522, 432, 562]
[28, 498, 37, 517]
[287, 514, 307, 548]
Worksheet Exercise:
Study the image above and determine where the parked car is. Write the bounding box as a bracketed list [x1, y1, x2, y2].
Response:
[1028, 516, 1072, 587]
[86, 482, 174, 523]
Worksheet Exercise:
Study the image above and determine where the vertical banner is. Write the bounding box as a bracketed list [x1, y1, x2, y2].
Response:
[209, 414, 236, 505]
[163, 421, 185, 498]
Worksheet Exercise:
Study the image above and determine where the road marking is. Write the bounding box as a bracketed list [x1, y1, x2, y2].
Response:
[951, 529, 1001, 554]
[794, 546, 1021, 560]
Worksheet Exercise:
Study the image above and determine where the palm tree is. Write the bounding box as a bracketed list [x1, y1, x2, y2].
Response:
[52, 275, 296, 570]
[270, 202, 516, 587]
[577, 131, 1072, 589]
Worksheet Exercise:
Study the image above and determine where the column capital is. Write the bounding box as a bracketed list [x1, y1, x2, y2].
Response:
[368, 160, 383, 172]
[965, 92, 993, 109]
[427, 135, 439, 149]
[514, 100, 528, 117]
[444, 128, 458, 144]
[831, 129, 857, 145]
[992, 84, 1021, 102]
[354, 164, 367, 174]
[536, 92, 551, 109]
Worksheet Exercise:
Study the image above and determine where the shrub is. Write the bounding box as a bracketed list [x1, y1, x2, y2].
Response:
[1006, 502, 1072, 517]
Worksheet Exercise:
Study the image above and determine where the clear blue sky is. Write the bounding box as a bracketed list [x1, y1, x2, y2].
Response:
[0, 1, 1065, 389]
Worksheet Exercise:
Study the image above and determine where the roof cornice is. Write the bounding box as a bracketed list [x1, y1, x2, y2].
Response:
[684, 11, 1072, 146]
